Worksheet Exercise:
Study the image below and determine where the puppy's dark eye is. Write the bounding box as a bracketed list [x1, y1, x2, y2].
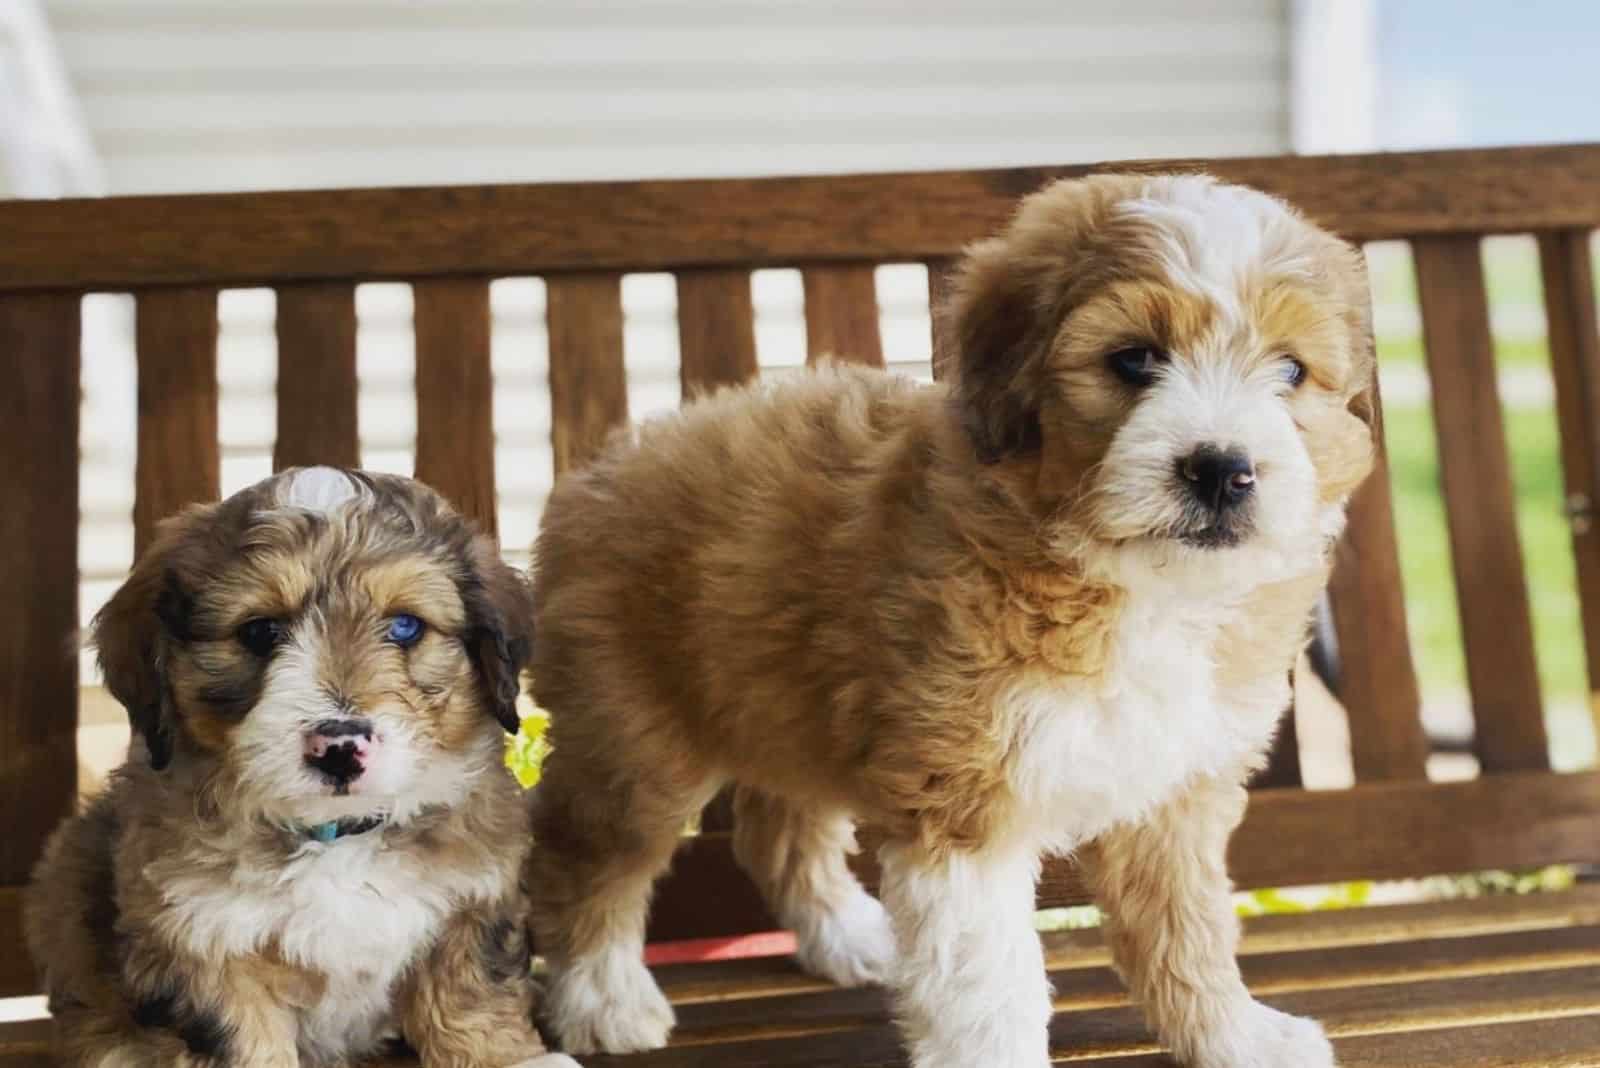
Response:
[386, 613, 425, 647]
[1280, 355, 1308, 388]
[1107, 346, 1167, 387]
[236, 618, 283, 657]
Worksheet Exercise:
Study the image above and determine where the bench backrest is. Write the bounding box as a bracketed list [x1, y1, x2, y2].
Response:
[3, 145, 1600, 988]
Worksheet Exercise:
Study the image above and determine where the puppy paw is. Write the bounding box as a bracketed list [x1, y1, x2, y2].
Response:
[544, 949, 675, 1054]
[793, 888, 897, 988]
[1187, 1002, 1335, 1068]
[511, 1056, 585, 1068]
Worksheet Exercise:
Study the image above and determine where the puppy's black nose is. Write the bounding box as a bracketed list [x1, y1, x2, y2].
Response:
[1179, 446, 1255, 512]
[304, 718, 372, 786]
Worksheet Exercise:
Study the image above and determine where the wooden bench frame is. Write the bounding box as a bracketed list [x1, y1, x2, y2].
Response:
[4, 143, 1600, 1065]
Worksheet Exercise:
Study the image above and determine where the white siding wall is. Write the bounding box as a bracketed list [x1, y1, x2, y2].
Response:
[44, 0, 1292, 694]
[49, 0, 1289, 192]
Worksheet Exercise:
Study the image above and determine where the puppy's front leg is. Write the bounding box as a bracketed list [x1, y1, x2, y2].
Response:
[398, 907, 580, 1068]
[879, 840, 1052, 1068]
[1080, 775, 1335, 1068]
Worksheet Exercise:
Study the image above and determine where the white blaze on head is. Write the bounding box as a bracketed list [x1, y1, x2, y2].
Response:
[1115, 176, 1317, 328]
[281, 466, 364, 514]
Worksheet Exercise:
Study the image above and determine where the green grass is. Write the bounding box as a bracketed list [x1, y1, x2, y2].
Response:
[1367, 235, 1552, 310]
[1376, 334, 1550, 367]
[1365, 237, 1592, 743]
[1381, 392, 1585, 704]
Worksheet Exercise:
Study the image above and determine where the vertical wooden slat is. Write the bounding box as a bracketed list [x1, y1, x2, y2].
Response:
[413, 278, 496, 535]
[926, 257, 957, 381]
[1538, 230, 1600, 731]
[546, 273, 629, 476]
[1413, 235, 1549, 772]
[0, 293, 80, 889]
[676, 268, 758, 400]
[672, 266, 747, 844]
[1326, 380, 1431, 780]
[802, 263, 883, 368]
[274, 282, 359, 471]
[134, 287, 219, 558]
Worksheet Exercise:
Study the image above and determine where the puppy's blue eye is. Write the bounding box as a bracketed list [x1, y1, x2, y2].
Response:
[386, 613, 425, 646]
[237, 618, 283, 657]
[1281, 356, 1308, 388]
[1108, 346, 1167, 387]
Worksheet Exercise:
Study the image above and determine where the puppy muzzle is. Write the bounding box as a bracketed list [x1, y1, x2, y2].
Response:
[303, 717, 375, 792]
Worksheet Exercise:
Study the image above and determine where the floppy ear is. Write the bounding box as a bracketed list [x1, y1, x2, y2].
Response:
[943, 236, 1051, 463]
[943, 174, 1137, 464]
[93, 516, 204, 771]
[460, 536, 536, 734]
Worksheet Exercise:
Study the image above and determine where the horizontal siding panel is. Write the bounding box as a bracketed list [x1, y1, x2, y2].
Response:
[97, 112, 1282, 156]
[46, 0, 1285, 29]
[82, 84, 1285, 141]
[69, 54, 1287, 96]
[96, 131, 1288, 193]
[53, 22, 1284, 75]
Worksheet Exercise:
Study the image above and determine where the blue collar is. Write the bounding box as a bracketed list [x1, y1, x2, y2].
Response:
[303, 814, 386, 844]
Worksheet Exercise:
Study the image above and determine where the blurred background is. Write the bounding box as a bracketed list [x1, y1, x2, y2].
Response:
[3, 0, 1598, 787]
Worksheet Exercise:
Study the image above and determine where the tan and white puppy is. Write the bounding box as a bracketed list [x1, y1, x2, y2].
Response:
[524, 173, 1375, 1067]
[28, 468, 577, 1068]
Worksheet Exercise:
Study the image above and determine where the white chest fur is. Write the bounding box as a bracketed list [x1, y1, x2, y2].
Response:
[152, 833, 493, 1059]
[1004, 593, 1280, 854]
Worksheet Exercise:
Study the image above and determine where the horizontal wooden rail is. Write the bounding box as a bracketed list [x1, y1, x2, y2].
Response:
[1, 145, 1598, 292]
[14, 772, 1594, 994]
[646, 770, 1600, 942]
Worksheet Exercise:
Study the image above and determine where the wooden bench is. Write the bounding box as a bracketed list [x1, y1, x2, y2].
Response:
[4, 143, 1600, 1067]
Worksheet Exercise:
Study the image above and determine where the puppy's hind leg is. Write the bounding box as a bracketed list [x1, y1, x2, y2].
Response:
[48, 1008, 171, 1068]
[732, 788, 895, 987]
[526, 745, 716, 1056]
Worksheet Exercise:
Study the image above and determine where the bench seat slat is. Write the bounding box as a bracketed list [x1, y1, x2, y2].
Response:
[413, 278, 497, 534]
[11, 1006, 1600, 1068]
[675, 268, 758, 400]
[802, 264, 883, 368]
[0, 293, 79, 899]
[1326, 381, 1430, 780]
[665, 924, 1600, 1049]
[1539, 230, 1600, 712]
[1091, 1015, 1600, 1068]
[13, 890, 1600, 1066]
[546, 273, 629, 476]
[1412, 235, 1549, 772]
[133, 287, 219, 558]
[299, 1014, 1600, 1068]
[576, 963, 1600, 1067]
[651, 882, 1600, 1007]
[274, 282, 360, 471]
